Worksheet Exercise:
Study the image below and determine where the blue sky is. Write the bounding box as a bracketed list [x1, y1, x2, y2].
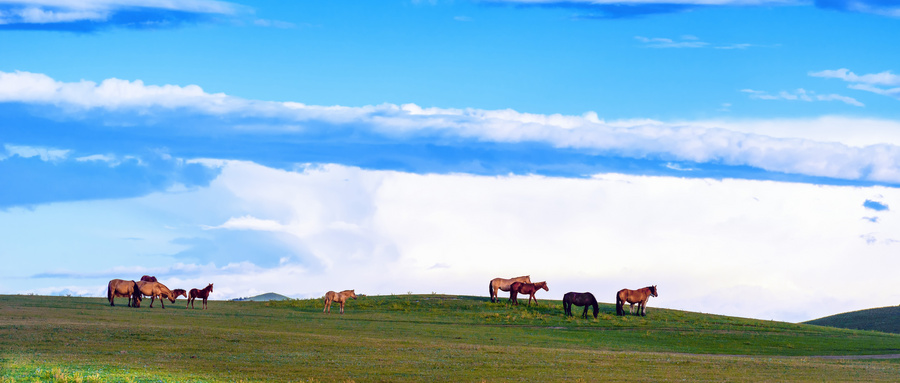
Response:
[2, 0, 900, 322]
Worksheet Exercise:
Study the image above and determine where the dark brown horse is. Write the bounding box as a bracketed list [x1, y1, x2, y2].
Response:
[616, 285, 658, 316]
[323, 290, 357, 314]
[135, 281, 176, 309]
[188, 283, 213, 309]
[488, 275, 531, 303]
[508, 281, 548, 305]
[563, 292, 599, 319]
[140, 275, 158, 282]
[107, 279, 141, 307]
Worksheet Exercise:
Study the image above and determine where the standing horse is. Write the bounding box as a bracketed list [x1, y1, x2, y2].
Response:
[488, 275, 532, 303]
[107, 279, 141, 307]
[323, 290, 357, 314]
[188, 283, 213, 309]
[508, 281, 548, 305]
[135, 281, 177, 308]
[563, 292, 599, 319]
[616, 285, 658, 316]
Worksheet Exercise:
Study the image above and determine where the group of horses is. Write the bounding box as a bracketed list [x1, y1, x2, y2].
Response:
[490, 275, 658, 318]
[106, 275, 213, 309]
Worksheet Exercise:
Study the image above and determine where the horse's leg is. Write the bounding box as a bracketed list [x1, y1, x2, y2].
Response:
[640, 300, 647, 316]
[203, 297, 207, 309]
[582, 305, 588, 319]
[159, 294, 165, 309]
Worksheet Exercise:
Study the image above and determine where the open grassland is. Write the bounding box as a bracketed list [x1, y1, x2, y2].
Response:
[2, 294, 900, 382]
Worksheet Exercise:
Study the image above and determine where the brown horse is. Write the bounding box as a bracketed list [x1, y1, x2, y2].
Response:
[508, 281, 548, 305]
[323, 290, 357, 314]
[140, 275, 157, 282]
[107, 279, 141, 307]
[488, 275, 532, 303]
[135, 280, 177, 309]
[616, 285, 658, 316]
[188, 283, 213, 309]
[171, 289, 188, 299]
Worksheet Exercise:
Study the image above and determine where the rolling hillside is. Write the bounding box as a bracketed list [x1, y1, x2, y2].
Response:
[3, 294, 900, 382]
[806, 305, 900, 334]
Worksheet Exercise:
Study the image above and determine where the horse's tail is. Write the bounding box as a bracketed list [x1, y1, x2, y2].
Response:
[615, 291, 624, 316]
[107, 283, 113, 304]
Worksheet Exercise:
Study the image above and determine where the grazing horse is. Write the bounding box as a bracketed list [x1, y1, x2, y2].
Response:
[107, 279, 141, 307]
[616, 285, 658, 316]
[188, 283, 213, 309]
[508, 281, 548, 305]
[323, 290, 357, 314]
[135, 281, 177, 309]
[488, 275, 532, 303]
[563, 292, 599, 319]
[140, 275, 158, 282]
[171, 289, 188, 300]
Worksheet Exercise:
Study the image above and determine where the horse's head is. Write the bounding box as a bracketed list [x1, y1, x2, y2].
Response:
[208, 283, 214, 293]
[649, 285, 658, 297]
[349, 290, 357, 299]
[523, 275, 532, 284]
[539, 282, 549, 291]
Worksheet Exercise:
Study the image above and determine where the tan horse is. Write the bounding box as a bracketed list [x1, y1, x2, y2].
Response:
[616, 285, 658, 316]
[323, 290, 357, 314]
[488, 275, 532, 303]
[107, 279, 141, 307]
[509, 281, 548, 305]
[135, 280, 177, 308]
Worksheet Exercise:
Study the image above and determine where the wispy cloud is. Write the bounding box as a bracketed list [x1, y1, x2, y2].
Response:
[741, 88, 864, 107]
[488, 0, 898, 18]
[810, 68, 900, 101]
[635, 35, 708, 48]
[0, 0, 239, 31]
[635, 35, 765, 49]
[814, 0, 900, 17]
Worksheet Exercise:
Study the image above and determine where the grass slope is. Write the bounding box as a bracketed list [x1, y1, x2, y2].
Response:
[806, 305, 900, 334]
[2, 294, 900, 382]
[232, 292, 292, 302]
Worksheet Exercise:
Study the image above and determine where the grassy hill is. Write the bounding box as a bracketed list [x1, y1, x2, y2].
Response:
[805, 305, 900, 334]
[2, 294, 900, 382]
[231, 292, 292, 302]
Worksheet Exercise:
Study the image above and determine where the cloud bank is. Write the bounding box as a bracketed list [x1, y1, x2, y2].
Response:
[3, 70, 900, 198]
[5, 160, 898, 322]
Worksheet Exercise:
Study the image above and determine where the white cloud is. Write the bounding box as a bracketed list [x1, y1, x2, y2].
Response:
[3, 144, 70, 161]
[5, 160, 900, 322]
[4, 70, 900, 185]
[741, 88, 864, 106]
[810, 68, 900, 101]
[635, 36, 708, 48]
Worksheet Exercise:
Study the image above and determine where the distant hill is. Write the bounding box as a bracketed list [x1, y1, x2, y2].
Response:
[805, 305, 900, 334]
[232, 292, 292, 302]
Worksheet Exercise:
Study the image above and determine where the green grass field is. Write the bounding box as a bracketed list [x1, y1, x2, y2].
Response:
[2, 294, 900, 382]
